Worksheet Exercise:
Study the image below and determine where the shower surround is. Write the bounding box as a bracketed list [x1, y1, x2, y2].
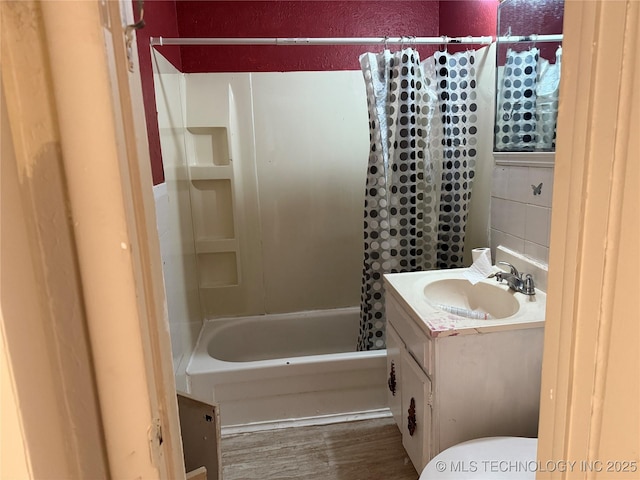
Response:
[152, 50, 371, 389]
[155, 53, 370, 319]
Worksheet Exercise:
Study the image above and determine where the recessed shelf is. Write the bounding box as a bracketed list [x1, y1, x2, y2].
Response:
[189, 165, 233, 180]
[187, 127, 231, 166]
[190, 179, 235, 240]
[197, 252, 239, 287]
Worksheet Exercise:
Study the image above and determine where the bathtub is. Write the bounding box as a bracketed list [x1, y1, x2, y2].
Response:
[186, 307, 388, 431]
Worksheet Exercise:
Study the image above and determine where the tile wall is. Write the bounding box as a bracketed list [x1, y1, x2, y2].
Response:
[490, 165, 554, 264]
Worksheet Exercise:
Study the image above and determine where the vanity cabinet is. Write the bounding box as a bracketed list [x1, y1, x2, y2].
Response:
[385, 287, 544, 472]
[385, 324, 403, 427]
[387, 322, 433, 467]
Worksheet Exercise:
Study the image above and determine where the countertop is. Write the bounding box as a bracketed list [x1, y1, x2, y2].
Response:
[384, 268, 546, 338]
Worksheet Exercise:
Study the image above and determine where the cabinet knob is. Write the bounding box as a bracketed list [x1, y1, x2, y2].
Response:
[388, 361, 397, 396]
[407, 397, 417, 436]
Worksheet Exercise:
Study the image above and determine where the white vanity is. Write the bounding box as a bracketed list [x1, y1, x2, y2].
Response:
[384, 253, 546, 472]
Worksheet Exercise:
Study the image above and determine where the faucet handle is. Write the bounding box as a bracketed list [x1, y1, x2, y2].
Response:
[497, 261, 520, 277]
[523, 274, 536, 295]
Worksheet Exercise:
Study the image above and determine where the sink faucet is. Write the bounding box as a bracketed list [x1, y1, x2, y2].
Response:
[493, 261, 536, 295]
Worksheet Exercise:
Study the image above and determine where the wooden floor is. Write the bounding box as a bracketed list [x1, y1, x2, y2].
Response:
[221, 416, 419, 480]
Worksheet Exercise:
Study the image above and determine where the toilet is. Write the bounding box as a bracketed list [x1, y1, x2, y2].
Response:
[420, 437, 538, 479]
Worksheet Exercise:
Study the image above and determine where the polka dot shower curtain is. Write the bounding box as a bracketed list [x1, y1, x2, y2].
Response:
[535, 47, 562, 151]
[433, 50, 479, 269]
[495, 48, 541, 151]
[494, 46, 562, 152]
[357, 48, 479, 350]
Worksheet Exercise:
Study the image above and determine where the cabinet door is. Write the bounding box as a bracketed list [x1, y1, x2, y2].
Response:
[400, 349, 432, 472]
[386, 324, 403, 428]
[387, 295, 432, 375]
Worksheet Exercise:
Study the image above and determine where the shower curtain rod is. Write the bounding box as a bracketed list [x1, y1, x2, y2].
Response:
[149, 34, 563, 47]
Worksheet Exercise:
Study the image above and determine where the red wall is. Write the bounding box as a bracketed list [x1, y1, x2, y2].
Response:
[176, 1, 439, 73]
[496, 0, 564, 64]
[439, 0, 498, 53]
[135, 0, 182, 185]
[137, 1, 501, 185]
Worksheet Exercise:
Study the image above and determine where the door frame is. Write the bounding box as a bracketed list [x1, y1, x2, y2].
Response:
[1, 1, 184, 477]
[537, 1, 639, 477]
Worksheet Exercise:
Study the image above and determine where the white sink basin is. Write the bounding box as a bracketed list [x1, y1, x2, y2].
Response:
[423, 278, 520, 319]
[384, 266, 546, 337]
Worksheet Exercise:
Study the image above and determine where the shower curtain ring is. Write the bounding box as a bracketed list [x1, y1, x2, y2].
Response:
[440, 36, 448, 53]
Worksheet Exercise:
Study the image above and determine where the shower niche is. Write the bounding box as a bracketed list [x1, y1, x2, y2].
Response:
[494, 0, 564, 163]
[185, 126, 240, 289]
[188, 127, 231, 166]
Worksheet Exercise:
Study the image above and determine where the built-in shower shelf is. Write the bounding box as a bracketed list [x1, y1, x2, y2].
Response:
[189, 165, 233, 180]
[189, 179, 235, 240]
[183, 93, 243, 303]
[197, 251, 240, 288]
[186, 126, 231, 166]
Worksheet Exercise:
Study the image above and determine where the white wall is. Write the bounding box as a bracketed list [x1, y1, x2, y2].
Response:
[490, 165, 554, 264]
[183, 70, 371, 317]
[463, 45, 495, 265]
[152, 51, 202, 391]
[251, 72, 370, 313]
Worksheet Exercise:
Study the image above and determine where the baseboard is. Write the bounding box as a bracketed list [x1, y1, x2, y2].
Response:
[221, 408, 392, 436]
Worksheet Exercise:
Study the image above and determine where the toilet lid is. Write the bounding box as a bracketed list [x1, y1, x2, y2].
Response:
[420, 437, 538, 480]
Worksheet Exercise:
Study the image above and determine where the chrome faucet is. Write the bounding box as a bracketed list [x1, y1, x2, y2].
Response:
[493, 261, 536, 295]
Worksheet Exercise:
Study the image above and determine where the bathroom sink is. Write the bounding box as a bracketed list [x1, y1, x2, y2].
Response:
[383, 251, 547, 337]
[423, 278, 520, 319]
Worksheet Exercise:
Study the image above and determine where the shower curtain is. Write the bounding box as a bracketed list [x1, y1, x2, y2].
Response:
[495, 46, 562, 151]
[535, 47, 562, 150]
[357, 48, 479, 350]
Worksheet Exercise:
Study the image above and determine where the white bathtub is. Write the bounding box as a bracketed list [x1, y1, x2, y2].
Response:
[186, 307, 388, 430]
